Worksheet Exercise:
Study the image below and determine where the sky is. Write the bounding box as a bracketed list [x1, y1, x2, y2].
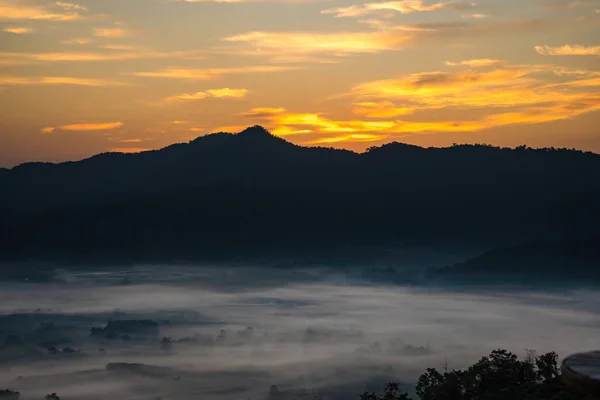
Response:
[0, 0, 599, 166]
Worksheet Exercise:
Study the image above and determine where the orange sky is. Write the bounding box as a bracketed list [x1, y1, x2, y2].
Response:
[0, 0, 599, 166]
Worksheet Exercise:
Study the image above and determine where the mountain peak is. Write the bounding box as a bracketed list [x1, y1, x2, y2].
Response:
[237, 125, 273, 138]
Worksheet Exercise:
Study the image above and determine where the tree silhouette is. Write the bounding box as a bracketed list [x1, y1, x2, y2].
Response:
[160, 336, 172, 350]
[369, 349, 596, 400]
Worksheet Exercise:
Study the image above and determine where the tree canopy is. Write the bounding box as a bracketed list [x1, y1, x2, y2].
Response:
[363, 349, 598, 400]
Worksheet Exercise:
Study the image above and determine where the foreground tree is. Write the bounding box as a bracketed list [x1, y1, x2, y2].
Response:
[367, 349, 597, 400]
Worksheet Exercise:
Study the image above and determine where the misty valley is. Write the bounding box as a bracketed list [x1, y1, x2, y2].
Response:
[1, 263, 599, 400]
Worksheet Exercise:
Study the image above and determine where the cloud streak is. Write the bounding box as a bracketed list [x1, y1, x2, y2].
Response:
[0, 76, 125, 86]
[2, 26, 34, 34]
[0, 50, 205, 63]
[109, 147, 149, 153]
[133, 66, 299, 80]
[0, 1, 84, 21]
[444, 59, 503, 67]
[535, 44, 600, 55]
[93, 28, 133, 38]
[164, 88, 248, 102]
[44, 122, 125, 132]
[222, 30, 411, 58]
[321, 0, 463, 18]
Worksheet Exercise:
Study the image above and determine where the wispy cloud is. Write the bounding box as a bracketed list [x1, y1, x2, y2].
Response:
[205, 88, 249, 98]
[44, 122, 125, 132]
[164, 92, 210, 102]
[109, 147, 148, 153]
[309, 133, 387, 144]
[553, 66, 594, 76]
[99, 44, 139, 51]
[0, 50, 205, 63]
[165, 88, 249, 101]
[223, 31, 411, 57]
[535, 44, 600, 55]
[55, 1, 88, 11]
[93, 28, 133, 38]
[444, 59, 503, 67]
[117, 138, 143, 143]
[463, 13, 489, 19]
[2, 26, 34, 34]
[133, 66, 299, 80]
[61, 38, 91, 45]
[0, 76, 125, 86]
[321, 0, 471, 18]
[0, 1, 83, 21]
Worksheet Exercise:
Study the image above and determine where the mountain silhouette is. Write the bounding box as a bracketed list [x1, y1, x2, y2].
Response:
[431, 238, 600, 285]
[1, 126, 599, 262]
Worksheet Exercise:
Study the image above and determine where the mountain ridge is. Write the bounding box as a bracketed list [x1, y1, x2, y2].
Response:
[5, 125, 599, 171]
[1, 125, 599, 262]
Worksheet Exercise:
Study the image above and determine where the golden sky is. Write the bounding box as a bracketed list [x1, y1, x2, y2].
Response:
[0, 0, 599, 166]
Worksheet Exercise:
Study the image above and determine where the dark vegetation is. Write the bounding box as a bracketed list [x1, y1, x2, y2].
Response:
[431, 239, 600, 286]
[363, 349, 598, 400]
[0, 390, 19, 400]
[1, 126, 599, 263]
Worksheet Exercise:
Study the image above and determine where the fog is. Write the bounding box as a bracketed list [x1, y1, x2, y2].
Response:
[1, 265, 599, 400]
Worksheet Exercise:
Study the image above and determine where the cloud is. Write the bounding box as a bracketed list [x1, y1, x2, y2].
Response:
[0, 76, 125, 86]
[239, 63, 600, 142]
[0, 50, 205, 63]
[553, 66, 594, 76]
[0, 1, 83, 21]
[535, 44, 600, 56]
[164, 92, 210, 102]
[205, 88, 249, 98]
[321, 0, 460, 18]
[109, 147, 149, 153]
[93, 28, 133, 38]
[164, 88, 248, 102]
[223, 31, 411, 57]
[100, 44, 139, 51]
[444, 59, 503, 67]
[463, 13, 488, 18]
[344, 64, 600, 131]
[240, 107, 287, 118]
[241, 106, 396, 136]
[55, 1, 88, 11]
[2, 26, 34, 34]
[44, 122, 125, 132]
[547, 0, 600, 10]
[133, 66, 299, 80]
[61, 38, 91, 45]
[352, 101, 414, 118]
[117, 138, 143, 143]
[309, 133, 387, 144]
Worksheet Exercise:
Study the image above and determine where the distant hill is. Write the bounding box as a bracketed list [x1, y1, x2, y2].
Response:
[1, 125, 599, 262]
[430, 239, 600, 286]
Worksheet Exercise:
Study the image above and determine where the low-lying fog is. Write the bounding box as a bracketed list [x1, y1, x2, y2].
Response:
[1, 265, 599, 400]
